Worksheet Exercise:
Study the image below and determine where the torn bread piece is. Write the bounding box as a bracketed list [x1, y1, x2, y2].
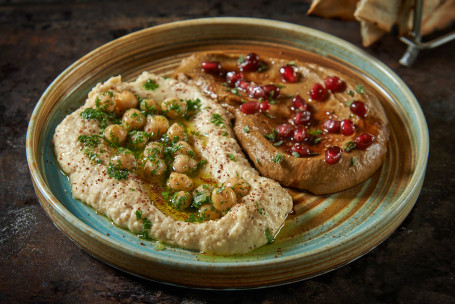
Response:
[308, 0, 359, 21]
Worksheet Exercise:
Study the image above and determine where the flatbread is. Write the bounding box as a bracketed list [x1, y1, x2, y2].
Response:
[307, 0, 359, 21]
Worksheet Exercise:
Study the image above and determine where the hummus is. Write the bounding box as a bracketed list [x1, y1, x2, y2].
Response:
[174, 52, 390, 195]
[53, 72, 293, 255]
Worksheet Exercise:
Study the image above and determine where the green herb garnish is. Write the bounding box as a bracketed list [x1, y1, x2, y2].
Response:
[355, 84, 365, 94]
[272, 152, 284, 164]
[243, 125, 250, 133]
[228, 153, 236, 161]
[264, 129, 278, 141]
[292, 152, 300, 158]
[210, 113, 225, 126]
[344, 141, 357, 152]
[265, 228, 274, 244]
[143, 79, 159, 91]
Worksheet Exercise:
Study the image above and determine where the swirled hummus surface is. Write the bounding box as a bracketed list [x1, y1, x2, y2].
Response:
[53, 72, 293, 255]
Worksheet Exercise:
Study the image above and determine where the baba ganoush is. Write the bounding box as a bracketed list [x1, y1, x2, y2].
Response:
[174, 52, 390, 195]
[53, 72, 293, 255]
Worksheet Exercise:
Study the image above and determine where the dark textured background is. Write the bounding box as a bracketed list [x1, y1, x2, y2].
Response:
[1, 1, 454, 303]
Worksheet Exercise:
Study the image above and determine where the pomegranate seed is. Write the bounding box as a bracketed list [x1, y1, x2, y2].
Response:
[239, 53, 261, 72]
[240, 101, 260, 114]
[226, 71, 243, 87]
[260, 101, 270, 112]
[291, 143, 310, 157]
[324, 76, 345, 92]
[201, 61, 221, 75]
[280, 65, 298, 83]
[292, 95, 308, 111]
[293, 126, 308, 142]
[236, 80, 250, 91]
[355, 133, 375, 149]
[323, 119, 341, 133]
[293, 110, 311, 126]
[248, 85, 265, 99]
[309, 83, 327, 101]
[325, 146, 342, 165]
[263, 84, 280, 100]
[340, 119, 355, 135]
[276, 124, 293, 138]
[350, 101, 368, 117]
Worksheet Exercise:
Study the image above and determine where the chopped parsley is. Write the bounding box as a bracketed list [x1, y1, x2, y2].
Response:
[186, 98, 201, 113]
[355, 84, 365, 94]
[228, 153, 236, 161]
[347, 90, 355, 96]
[264, 129, 278, 141]
[351, 156, 357, 166]
[192, 191, 211, 209]
[243, 125, 250, 133]
[142, 217, 151, 230]
[344, 141, 357, 152]
[138, 231, 148, 239]
[265, 228, 274, 244]
[237, 54, 245, 65]
[210, 113, 225, 126]
[231, 88, 240, 96]
[255, 201, 263, 215]
[313, 137, 321, 144]
[84, 149, 102, 164]
[135, 210, 143, 220]
[78, 134, 101, 148]
[80, 108, 120, 129]
[292, 152, 300, 158]
[258, 62, 268, 72]
[307, 129, 322, 136]
[143, 79, 159, 91]
[347, 100, 354, 107]
[107, 162, 128, 180]
[272, 152, 284, 164]
[273, 140, 283, 147]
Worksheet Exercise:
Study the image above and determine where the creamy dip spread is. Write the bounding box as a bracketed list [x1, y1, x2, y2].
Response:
[53, 72, 293, 254]
[174, 52, 390, 195]
[54, 50, 390, 254]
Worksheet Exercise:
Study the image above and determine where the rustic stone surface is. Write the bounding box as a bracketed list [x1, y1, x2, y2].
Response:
[1, 1, 454, 303]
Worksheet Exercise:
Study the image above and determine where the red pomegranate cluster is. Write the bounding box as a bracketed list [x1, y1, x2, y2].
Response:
[200, 54, 376, 166]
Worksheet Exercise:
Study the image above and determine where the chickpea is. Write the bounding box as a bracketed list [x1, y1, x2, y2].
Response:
[110, 151, 136, 170]
[167, 123, 186, 142]
[122, 108, 146, 131]
[104, 124, 128, 145]
[212, 187, 237, 212]
[95, 91, 116, 112]
[144, 115, 169, 140]
[167, 172, 193, 192]
[173, 141, 194, 157]
[116, 90, 138, 113]
[225, 177, 251, 198]
[162, 98, 187, 119]
[170, 191, 192, 210]
[199, 204, 221, 220]
[139, 98, 161, 114]
[173, 154, 197, 174]
[143, 142, 165, 159]
[143, 158, 167, 179]
[128, 131, 149, 150]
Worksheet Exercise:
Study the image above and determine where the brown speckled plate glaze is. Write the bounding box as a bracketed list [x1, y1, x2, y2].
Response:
[26, 18, 428, 289]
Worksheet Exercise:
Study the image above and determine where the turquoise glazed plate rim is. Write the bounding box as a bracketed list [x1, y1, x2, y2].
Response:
[26, 17, 429, 289]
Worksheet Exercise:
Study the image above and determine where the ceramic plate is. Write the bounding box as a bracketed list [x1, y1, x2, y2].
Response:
[26, 18, 429, 289]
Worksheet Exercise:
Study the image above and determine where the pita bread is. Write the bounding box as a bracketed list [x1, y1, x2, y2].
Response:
[360, 20, 387, 46]
[307, 0, 359, 21]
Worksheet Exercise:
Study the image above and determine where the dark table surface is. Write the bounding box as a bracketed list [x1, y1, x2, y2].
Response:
[1, 1, 454, 303]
